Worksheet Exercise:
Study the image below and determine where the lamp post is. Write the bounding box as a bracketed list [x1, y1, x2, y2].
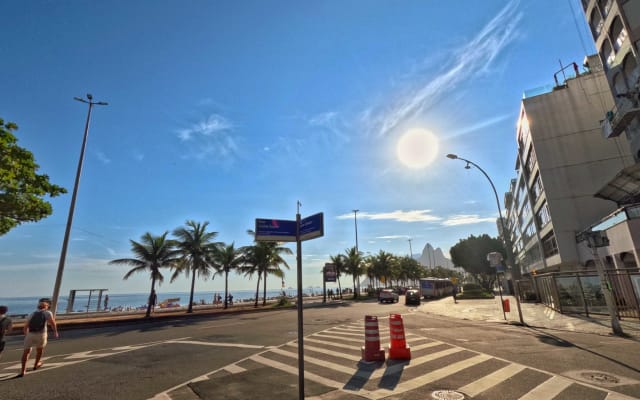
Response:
[408, 238, 413, 258]
[51, 94, 108, 315]
[447, 153, 517, 321]
[352, 209, 359, 296]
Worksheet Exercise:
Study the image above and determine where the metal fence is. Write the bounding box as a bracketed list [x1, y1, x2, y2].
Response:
[530, 269, 640, 320]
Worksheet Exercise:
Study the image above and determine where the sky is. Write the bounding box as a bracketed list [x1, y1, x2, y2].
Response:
[0, 0, 596, 297]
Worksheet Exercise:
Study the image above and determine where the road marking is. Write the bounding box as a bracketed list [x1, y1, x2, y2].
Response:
[224, 364, 246, 374]
[458, 364, 526, 396]
[518, 375, 573, 400]
[166, 339, 264, 349]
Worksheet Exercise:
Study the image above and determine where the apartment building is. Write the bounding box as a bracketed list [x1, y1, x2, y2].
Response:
[506, 55, 633, 276]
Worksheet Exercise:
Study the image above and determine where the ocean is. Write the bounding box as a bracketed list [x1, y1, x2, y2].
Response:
[0, 287, 324, 316]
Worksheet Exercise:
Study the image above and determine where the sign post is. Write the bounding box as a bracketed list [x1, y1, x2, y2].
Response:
[255, 205, 324, 400]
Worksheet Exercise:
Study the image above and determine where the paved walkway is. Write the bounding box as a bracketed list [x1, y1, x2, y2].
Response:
[421, 295, 640, 339]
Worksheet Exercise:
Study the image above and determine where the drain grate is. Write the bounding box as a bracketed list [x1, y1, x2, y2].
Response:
[580, 371, 620, 385]
[431, 390, 465, 400]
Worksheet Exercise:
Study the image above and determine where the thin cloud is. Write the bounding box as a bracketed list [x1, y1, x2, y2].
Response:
[177, 113, 241, 164]
[364, 0, 522, 137]
[337, 210, 442, 223]
[96, 151, 111, 164]
[442, 214, 497, 226]
[448, 114, 512, 139]
[377, 235, 410, 240]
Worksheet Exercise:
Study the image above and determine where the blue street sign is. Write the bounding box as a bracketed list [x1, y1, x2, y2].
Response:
[300, 212, 324, 241]
[255, 218, 297, 242]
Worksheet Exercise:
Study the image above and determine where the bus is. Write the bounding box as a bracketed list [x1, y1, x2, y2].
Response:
[419, 278, 454, 299]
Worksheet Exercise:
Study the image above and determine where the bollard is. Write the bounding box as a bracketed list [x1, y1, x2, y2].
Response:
[361, 315, 385, 362]
[388, 314, 411, 360]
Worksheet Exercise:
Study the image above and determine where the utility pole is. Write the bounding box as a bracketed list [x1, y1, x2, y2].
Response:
[51, 94, 108, 315]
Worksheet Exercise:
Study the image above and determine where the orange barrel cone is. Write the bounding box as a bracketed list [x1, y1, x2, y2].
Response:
[388, 314, 411, 360]
[361, 315, 385, 362]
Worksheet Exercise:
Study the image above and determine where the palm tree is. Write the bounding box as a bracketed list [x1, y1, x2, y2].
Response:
[344, 246, 364, 298]
[329, 254, 345, 299]
[241, 240, 292, 307]
[109, 231, 179, 318]
[212, 242, 243, 309]
[171, 220, 219, 313]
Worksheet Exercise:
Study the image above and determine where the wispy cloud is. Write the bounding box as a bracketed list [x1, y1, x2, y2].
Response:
[177, 113, 241, 164]
[96, 151, 111, 164]
[442, 214, 497, 226]
[337, 210, 442, 223]
[363, 0, 522, 137]
[377, 235, 410, 240]
[448, 114, 513, 139]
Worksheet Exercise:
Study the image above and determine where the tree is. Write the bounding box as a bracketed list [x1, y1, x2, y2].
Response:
[369, 250, 396, 288]
[241, 238, 291, 307]
[0, 118, 66, 235]
[212, 242, 243, 309]
[171, 220, 219, 313]
[449, 234, 504, 290]
[329, 254, 346, 299]
[109, 232, 179, 317]
[343, 247, 364, 297]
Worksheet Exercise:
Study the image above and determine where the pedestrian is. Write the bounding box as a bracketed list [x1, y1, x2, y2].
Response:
[228, 293, 233, 306]
[149, 290, 157, 313]
[104, 294, 109, 310]
[19, 299, 58, 377]
[452, 284, 458, 304]
[0, 305, 13, 360]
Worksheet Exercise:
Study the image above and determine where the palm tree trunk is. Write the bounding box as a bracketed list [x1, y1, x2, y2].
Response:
[262, 273, 267, 306]
[337, 277, 342, 299]
[254, 272, 262, 307]
[224, 269, 229, 309]
[187, 269, 196, 313]
[146, 279, 156, 318]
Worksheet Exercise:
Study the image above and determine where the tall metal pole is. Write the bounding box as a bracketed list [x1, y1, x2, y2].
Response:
[296, 201, 304, 399]
[447, 154, 520, 322]
[51, 95, 108, 315]
[408, 238, 413, 257]
[353, 209, 359, 296]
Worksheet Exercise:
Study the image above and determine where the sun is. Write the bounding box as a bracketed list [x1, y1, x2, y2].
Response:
[396, 128, 439, 169]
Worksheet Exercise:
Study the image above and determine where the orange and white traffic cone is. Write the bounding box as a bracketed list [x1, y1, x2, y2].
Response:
[361, 315, 385, 362]
[388, 314, 411, 360]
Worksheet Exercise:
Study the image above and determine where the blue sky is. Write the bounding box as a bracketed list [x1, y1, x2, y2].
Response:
[0, 1, 595, 297]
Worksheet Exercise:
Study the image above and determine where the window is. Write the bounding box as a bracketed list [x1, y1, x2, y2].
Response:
[601, 40, 615, 68]
[613, 72, 627, 96]
[542, 231, 559, 258]
[590, 8, 604, 38]
[610, 17, 627, 51]
[531, 174, 543, 204]
[598, 0, 611, 17]
[622, 54, 639, 89]
[536, 202, 551, 228]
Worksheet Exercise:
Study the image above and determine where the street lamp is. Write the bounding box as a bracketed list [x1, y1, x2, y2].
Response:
[353, 209, 359, 296]
[447, 153, 514, 320]
[51, 94, 108, 315]
[408, 238, 413, 258]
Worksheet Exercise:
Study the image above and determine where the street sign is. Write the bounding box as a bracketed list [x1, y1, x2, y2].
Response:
[255, 218, 297, 242]
[299, 212, 324, 241]
[324, 263, 336, 282]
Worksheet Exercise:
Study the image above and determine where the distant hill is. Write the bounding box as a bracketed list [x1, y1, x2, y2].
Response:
[415, 243, 455, 269]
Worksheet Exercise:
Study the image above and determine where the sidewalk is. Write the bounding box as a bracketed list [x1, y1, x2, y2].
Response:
[421, 295, 640, 339]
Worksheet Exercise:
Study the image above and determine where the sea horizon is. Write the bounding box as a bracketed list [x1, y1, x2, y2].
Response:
[0, 286, 327, 316]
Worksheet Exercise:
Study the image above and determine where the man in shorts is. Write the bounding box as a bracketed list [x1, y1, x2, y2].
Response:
[0, 305, 12, 359]
[19, 299, 58, 377]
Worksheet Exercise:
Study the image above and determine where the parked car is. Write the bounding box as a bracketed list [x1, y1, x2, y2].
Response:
[405, 289, 421, 305]
[379, 288, 399, 303]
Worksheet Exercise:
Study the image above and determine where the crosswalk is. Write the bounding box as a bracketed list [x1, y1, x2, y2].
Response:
[160, 318, 638, 400]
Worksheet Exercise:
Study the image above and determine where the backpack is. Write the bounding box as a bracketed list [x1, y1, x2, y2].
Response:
[28, 311, 47, 332]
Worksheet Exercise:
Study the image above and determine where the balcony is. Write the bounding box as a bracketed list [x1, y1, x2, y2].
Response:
[602, 97, 640, 138]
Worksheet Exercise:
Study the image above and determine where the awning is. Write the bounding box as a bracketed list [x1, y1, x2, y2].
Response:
[595, 163, 640, 206]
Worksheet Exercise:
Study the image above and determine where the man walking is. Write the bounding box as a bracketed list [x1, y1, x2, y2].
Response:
[19, 299, 58, 377]
[0, 305, 12, 359]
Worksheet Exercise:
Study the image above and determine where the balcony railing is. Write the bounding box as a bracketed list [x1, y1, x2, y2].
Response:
[602, 98, 640, 138]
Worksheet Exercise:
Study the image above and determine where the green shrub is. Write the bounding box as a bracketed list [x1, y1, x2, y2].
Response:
[462, 283, 483, 291]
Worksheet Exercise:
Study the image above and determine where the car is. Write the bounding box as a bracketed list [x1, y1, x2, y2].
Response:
[405, 289, 421, 305]
[379, 289, 399, 303]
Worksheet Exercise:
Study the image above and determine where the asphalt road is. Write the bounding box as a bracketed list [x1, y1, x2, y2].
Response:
[1, 298, 639, 400]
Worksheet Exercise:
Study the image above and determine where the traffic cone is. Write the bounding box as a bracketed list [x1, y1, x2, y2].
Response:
[361, 315, 385, 362]
[388, 314, 411, 360]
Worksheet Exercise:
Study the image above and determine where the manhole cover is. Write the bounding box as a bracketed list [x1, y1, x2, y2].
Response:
[580, 371, 620, 384]
[431, 390, 465, 400]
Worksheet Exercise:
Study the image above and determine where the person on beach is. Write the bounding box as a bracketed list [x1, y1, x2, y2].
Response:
[104, 294, 109, 310]
[19, 299, 58, 377]
[0, 305, 13, 359]
[149, 290, 157, 313]
[227, 293, 233, 306]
